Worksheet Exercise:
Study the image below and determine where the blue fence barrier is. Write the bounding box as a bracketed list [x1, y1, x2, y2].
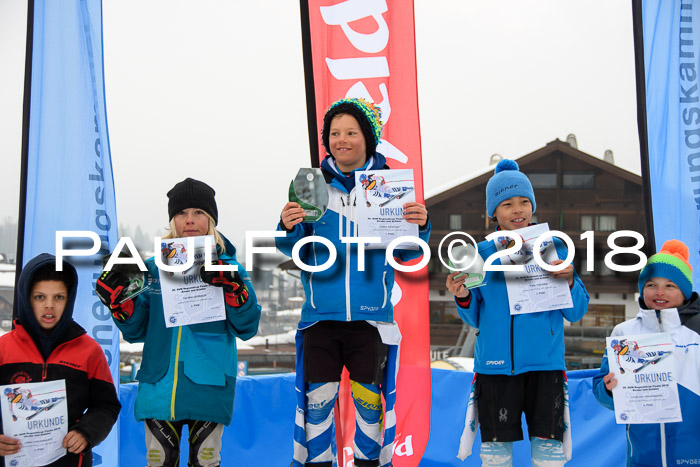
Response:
[118, 369, 625, 465]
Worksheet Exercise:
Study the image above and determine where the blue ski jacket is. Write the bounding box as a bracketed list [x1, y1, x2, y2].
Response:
[115, 236, 261, 425]
[276, 154, 431, 323]
[456, 236, 589, 375]
[592, 297, 700, 467]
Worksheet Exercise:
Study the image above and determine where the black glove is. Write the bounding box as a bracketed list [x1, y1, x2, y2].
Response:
[200, 261, 249, 307]
[96, 270, 135, 321]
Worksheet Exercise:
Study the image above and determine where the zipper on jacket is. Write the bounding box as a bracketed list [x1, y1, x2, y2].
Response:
[656, 308, 668, 467]
[42, 362, 47, 381]
[626, 425, 633, 460]
[344, 191, 353, 321]
[660, 423, 667, 467]
[309, 230, 316, 308]
[381, 271, 388, 308]
[308, 272, 315, 308]
[510, 315, 515, 374]
[170, 326, 183, 420]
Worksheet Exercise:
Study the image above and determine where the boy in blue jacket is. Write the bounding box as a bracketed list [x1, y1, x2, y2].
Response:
[277, 98, 430, 467]
[592, 239, 700, 466]
[446, 159, 589, 466]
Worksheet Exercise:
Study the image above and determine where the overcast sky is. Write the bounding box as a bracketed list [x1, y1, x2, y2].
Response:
[0, 1, 640, 257]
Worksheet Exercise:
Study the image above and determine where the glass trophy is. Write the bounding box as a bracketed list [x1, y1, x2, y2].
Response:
[448, 244, 487, 289]
[101, 252, 149, 303]
[289, 168, 328, 222]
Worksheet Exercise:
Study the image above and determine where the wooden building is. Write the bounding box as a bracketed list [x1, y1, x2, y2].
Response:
[425, 138, 647, 367]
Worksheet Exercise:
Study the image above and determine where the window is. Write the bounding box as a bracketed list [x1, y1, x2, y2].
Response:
[449, 214, 462, 231]
[563, 172, 595, 189]
[581, 215, 617, 232]
[580, 257, 615, 276]
[597, 259, 615, 276]
[581, 215, 593, 231]
[527, 172, 557, 189]
[598, 215, 616, 231]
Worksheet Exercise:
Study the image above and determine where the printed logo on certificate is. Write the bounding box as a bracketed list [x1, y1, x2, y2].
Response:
[493, 223, 573, 314]
[356, 169, 418, 249]
[0, 380, 68, 467]
[160, 235, 226, 328]
[606, 333, 682, 424]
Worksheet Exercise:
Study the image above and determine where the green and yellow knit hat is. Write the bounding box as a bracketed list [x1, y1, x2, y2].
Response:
[638, 239, 694, 300]
[321, 98, 383, 157]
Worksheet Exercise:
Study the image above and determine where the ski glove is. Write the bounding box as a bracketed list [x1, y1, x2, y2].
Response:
[96, 270, 135, 321]
[200, 260, 249, 307]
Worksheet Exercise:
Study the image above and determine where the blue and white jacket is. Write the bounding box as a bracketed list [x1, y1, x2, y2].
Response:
[592, 296, 700, 467]
[276, 154, 431, 323]
[456, 236, 589, 375]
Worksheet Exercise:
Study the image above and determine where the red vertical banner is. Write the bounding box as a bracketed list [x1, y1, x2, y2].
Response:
[300, 1, 430, 465]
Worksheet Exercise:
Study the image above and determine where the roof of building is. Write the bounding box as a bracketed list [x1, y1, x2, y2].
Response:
[426, 139, 642, 206]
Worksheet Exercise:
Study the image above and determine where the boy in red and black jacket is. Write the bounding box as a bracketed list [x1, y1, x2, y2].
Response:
[0, 253, 121, 466]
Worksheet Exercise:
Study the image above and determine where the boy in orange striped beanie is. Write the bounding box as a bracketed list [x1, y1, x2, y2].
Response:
[637, 239, 693, 306]
[592, 239, 700, 466]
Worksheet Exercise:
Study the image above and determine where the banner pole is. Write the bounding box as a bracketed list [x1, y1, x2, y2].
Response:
[631, 0, 656, 255]
[14, 0, 35, 319]
[299, 0, 320, 167]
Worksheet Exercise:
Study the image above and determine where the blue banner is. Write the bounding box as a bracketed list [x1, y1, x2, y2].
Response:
[641, 0, 700, 280]
[118, 370, 625, 465]
[22, 1, 119, 464]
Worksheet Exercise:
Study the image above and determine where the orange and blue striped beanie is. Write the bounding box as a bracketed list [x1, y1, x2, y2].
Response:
[638, 239, 694, 300]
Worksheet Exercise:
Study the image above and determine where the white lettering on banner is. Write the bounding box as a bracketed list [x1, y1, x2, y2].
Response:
[377, 139, 408, 164]
[320, 0, 389, 53]
[325, 57, 389, 80]
[342, 446, 354, 467]
[319, 0, 410, 165]
[394, 435, 414, 456]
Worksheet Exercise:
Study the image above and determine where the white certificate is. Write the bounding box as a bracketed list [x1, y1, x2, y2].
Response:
[606, 333, 681, 424]
[494, 223, 573, 315]
[0, 380, 68, 467]
[160, 235, 226, 328]
[356, 169, 418, 249]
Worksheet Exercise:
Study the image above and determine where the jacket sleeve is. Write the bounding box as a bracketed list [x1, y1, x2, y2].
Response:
[394, 220, 432, 262]
[72, 343, 122, 447]
[592, 351, 615, 411]
[275, 222, 311, 258]
[456, 286, 482, 329]
[554, 238, 590, 323]
[113, 286, 151, 343]
[224, 259, 261, 340]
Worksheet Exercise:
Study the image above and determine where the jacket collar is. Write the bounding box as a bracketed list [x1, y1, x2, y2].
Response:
[635, 307, 682, 332]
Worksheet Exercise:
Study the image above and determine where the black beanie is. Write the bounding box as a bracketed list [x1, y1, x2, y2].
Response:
[167, 178, 218, 225]
[321, 98, 383, 158]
